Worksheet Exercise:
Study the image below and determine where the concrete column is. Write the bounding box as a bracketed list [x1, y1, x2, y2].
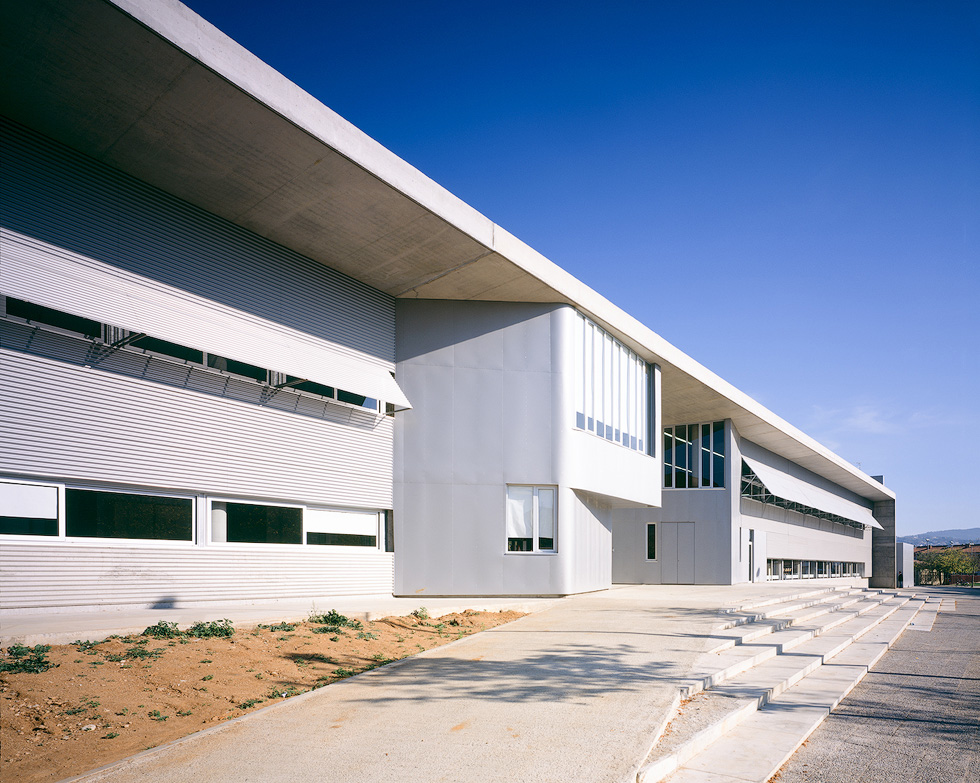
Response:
[869, 499, 896, 588]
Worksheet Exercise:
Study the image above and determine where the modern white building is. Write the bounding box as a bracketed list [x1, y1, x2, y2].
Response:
[0, 0, 897, 612]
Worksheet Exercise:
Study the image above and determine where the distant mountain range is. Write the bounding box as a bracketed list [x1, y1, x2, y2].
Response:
[899, 527, 980, 545]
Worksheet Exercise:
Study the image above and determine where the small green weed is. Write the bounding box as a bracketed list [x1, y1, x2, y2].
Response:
[148, 710, 168, 722]
[142, 621, 183, 639]
[311, 625, 346, 635]
[199, 659, 212, 664]
[259, 622, 296, 632]
[238, 698, 263, 709]
[201, 674, 213, 681]
[1, 644, 56, 674]
[177, 709, 193, 717]
[267, 685, 303, 699]
[126, 646, 163, 660]
[356, 631, 379, 640]
[411, 607, 429, 621]
[104, 732, 119, 739]
[188, 619, 235, 638]
[73, 639, 103, 651]
[308, 610, 361, 630]
[333, 667, 355, 679]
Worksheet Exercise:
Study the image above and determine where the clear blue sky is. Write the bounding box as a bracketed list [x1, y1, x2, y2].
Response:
[183, 0, 978, 537]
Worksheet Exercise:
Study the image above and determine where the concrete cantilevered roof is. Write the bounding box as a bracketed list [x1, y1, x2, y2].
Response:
[0, 0, 894, 502]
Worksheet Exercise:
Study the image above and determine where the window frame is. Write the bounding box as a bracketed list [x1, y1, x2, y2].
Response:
[646, 523, 657, 561]
[206, 496, 305, 547]
[206, 497, 386, 551]
[0, 478, 198, 546]
[0, 477, 66, 539]
[663, 421, 726, 490]
[505, 484, 558, 555]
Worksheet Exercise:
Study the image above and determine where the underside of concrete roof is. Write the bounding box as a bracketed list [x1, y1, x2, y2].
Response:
[0, 0, 894, 502]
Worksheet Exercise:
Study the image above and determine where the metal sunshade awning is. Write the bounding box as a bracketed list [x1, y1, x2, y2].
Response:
[2, 229, 412, 410]
[741, 456, 883, 530]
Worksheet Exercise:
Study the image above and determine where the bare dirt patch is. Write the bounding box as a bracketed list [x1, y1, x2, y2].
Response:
[1, 608, 524, 783]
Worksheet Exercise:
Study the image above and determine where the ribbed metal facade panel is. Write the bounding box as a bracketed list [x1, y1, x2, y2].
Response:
[0, 119, 395, 363]
[0, 542, 394, 609]
[0, 350, 393, 508]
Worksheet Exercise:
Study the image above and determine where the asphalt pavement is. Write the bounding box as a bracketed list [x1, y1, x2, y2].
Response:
[774, 587, 980, 783]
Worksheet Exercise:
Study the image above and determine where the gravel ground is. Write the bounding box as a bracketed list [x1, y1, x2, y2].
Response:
[774, 587, 980, 783]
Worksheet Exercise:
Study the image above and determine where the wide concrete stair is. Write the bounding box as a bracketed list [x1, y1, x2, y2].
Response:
[637, 587, 924, 783]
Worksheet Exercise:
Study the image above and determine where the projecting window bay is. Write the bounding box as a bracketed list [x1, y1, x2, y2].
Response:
[573, 312, 652, 454]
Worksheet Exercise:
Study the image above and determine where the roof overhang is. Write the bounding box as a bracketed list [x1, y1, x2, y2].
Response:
[0, 0, 895, 503]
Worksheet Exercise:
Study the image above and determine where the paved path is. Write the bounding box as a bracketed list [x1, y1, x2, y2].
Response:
[775, 587, 980, 783]
[62, 583, 837, 783]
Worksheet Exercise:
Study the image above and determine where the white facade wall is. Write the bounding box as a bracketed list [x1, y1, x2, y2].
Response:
[735, 436, 872, 577]
[612, 421, 874, 585]
[394, 300, 660, 596]
[0, 122, 397, 609]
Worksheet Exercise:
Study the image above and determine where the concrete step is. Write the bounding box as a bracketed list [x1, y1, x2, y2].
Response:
[712, 588, 875, 642]
[638, 596, 922, 783]
[699, 590, 891, 672]
[662, 599, 924, 783]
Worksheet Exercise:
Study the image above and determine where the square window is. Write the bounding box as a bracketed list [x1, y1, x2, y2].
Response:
[506, 485, 557, 553]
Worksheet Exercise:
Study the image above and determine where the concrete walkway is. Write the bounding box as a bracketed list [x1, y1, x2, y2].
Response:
[50, 582, 865, 783]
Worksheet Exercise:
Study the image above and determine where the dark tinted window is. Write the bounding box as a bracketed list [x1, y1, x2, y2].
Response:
[0, 516, 58, 536]
[207, 355, 267, 382]
[66, 489, 192, 540]
[7, 298, 101, 338]
[131, 335, 203, 363]
[647, 524, 657, 560]
[225, 502, 302, 544]
[337, 389, 377, 409]
[287, 377, 335, 398]
[307, 532, 376, 547]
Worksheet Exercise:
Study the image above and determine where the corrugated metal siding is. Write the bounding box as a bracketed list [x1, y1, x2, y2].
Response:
[0, 118, 395, 363]
[0, 349, 393, 508]
[0, 541, 394, 609]
[0, 319, 383, 430]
